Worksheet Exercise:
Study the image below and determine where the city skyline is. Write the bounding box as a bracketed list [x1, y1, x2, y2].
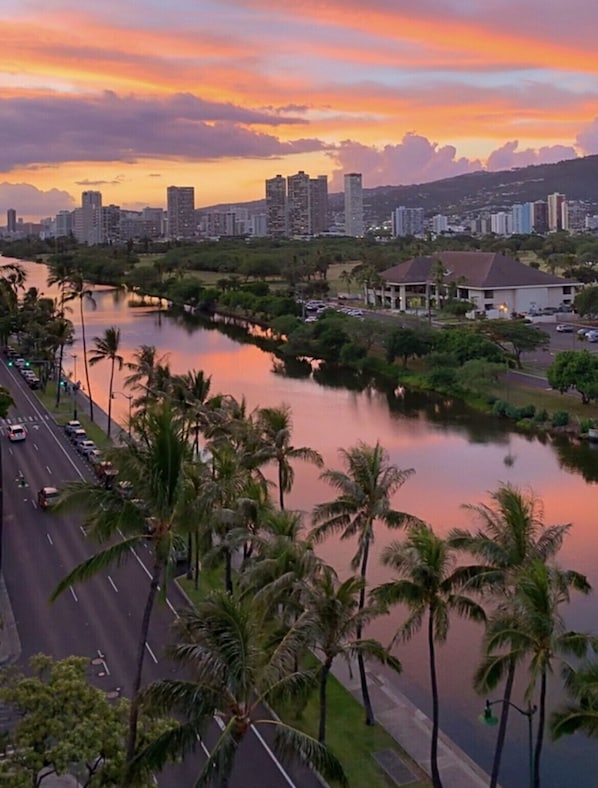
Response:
[3, 0, 598, 220]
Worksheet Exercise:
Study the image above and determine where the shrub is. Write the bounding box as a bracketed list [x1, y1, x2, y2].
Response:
[534, 408, 549, 423]
[552, 410, 570, 427]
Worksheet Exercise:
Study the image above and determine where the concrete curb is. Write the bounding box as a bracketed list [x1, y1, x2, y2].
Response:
[0, 572, 22, 666]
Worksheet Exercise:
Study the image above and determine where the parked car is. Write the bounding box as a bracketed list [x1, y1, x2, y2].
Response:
[77, 439, 97, 456]
[7, 424, 27, 442]
[69, 428, 87, 445]
[556, 324, 574, 333]
[95, 460, 118, 489]
[27, 376, 41, 389]
[64, 420, 82, 436]
[38, 486, 59, 510]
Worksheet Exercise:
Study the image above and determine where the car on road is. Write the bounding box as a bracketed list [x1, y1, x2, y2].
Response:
[77, 439, 97, 456]
[586, 330, 598, 343]
[7, 424, 27, 442]
[556, 324, 574, 333]
[38, 486, 59, 510]
[69, 428, 87, 445]
[64, 420, 82, 436]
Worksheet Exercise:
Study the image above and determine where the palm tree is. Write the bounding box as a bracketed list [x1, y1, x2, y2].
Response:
[64, 272, 96, 421]
[50, 401, 192, 769]
[131, 591, 348, 787]
[170, 368, 213, 457]
[551, 661, 598, 741]
[302, 572, 401, 744]
[483, 560, 592, 788]
[124, 344, 170, 405]
[88, 326, 124, 438]
[256, 404, 323, 510]
[374, 524, 486, 788]
[310, 441, 416, 726]
[47, 258, 75, 406]
[449, 483, 572, 788]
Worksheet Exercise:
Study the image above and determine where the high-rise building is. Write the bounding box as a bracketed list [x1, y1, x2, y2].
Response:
[490, 212, 510, 236]
[344, 173, 364, 237]
[532, 200, 549, 234]
[511, 203, 533, 235]
[432, 214, 448, 234]
[391, 206, 425, 237]
[309, 175, 328, 235]
[265, 175, 287, 238]
[287, 171, 311, 236]
[547, 192, 565, 232]
[167, 186, 195, 239]
[76, 190, 102, 244]
[6, 209, 16, 233]
[55, 210, 73, 238]
[101, 204, 121, 244]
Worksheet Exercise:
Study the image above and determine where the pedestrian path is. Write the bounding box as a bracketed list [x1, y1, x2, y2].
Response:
[331, 657, 494, 787]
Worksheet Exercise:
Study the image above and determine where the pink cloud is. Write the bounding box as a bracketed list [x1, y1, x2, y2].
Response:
[486, 141, 578, 171]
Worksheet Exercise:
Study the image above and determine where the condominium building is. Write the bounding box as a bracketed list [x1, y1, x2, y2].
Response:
[344, 173, 364, 237]
[547, 192, 565, 232]
[391, 206, 425, 237]
[511, 203, 533, 235]
[167, 186, 196, 239]
[72, 191, 102, 244]
[6, 209, 16, 233]
[432, 214, 449, 234]
[265, 174, 287, 237]
[532, 201, 549, 234]
[287, 171, 311, 236]
[309, 175, 329, 235]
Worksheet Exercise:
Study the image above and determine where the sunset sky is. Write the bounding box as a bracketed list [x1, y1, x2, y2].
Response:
[3, 0, 598, 220]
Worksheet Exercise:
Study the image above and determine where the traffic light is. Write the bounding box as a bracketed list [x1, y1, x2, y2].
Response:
[7, 360, 12, 366]
[25, 360, 30, 367]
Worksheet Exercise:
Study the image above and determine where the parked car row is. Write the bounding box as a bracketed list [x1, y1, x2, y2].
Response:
[6, 349, 42, 388]
[63, 419, 98, 457]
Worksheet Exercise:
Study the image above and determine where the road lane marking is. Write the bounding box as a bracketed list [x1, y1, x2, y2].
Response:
[250, 725, 296, 788]
[195, 734, 211, 758]
[145, 642, 158, 664]
[166, 598, 179, 618]
[107, 576, 118, 592]
[80, 526, 86, 537]
[45, 465, 52, 474]
[69, 586, 78, 602]
[47, 533, 53, 545]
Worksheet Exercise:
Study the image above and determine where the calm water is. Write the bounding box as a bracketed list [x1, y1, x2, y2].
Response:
[15, 259, 598, 786]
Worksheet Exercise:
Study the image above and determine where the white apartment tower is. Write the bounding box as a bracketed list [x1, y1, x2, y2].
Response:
[344, 173, 364, 237]
[167, 186, 195, 239]
[287, 171, 311, 236]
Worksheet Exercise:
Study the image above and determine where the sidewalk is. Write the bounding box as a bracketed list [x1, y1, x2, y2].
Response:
[331, 659, 493, 787]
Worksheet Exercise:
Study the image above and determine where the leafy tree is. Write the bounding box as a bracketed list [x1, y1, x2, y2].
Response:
[64, 272, 97, 421]
[374, 524, 485, 788]
[0, 386, 13, 417]
[0, 654, 169, 787]
[311, 442, 416, 726]
[574, 285, 598, 317]
[88, 326, 124, 438]
[547, 349, 598, 404]
[385, 327, 431, 367]
[434, 327, 503, 365]
[131, 592, 348, 787]
[479, 320, 549, 369]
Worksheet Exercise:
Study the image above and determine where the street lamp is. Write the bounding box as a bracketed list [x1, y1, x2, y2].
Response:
[480, 698, 537, 788]
[111, 390, 133, 437]
[70, 353, 78, 420]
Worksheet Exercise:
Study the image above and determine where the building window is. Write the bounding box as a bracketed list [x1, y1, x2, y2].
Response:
[563, 286, 572, 295]
[485, 303, 494, 311]
[484, 289, 494, 298]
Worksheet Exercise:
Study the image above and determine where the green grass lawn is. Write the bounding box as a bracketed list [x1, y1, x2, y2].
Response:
[178, 574, 430, 788]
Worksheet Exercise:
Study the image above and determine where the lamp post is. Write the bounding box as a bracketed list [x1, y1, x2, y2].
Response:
[71, 353, 78, 420]
[111, 391, 133, 437]
[480, 698, 537, 788]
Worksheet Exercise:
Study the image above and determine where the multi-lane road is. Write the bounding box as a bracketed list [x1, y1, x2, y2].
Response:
[0, 361, 322, 788]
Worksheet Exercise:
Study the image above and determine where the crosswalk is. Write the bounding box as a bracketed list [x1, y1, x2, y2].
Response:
[0, 414, 51, 433]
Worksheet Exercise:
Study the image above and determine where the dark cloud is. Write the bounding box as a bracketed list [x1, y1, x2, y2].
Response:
[0, 91, 325, 171]
[75, 178, 122, 186]
[486, 140, 578, 170]
[0, 182, 76, 218]
[328, 133, 482, 190]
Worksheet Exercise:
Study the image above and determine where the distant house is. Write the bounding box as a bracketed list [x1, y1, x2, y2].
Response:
[373, 251, 580, 319]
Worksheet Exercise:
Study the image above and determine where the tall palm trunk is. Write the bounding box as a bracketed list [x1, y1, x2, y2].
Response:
[80, 297, 94, 422]
[489, 657, 516, 788]
[357, 537, 375, 725]
[318, 659, 332, 743]
[224, 548, 233, 594]
[428, 608, 443, 788]
[278, 461, 285, 510]
[107, 355, 115, 438]
[533, 670, 546, 788]
[55, 285, 67, 407]
[125, 557, 163, 772]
